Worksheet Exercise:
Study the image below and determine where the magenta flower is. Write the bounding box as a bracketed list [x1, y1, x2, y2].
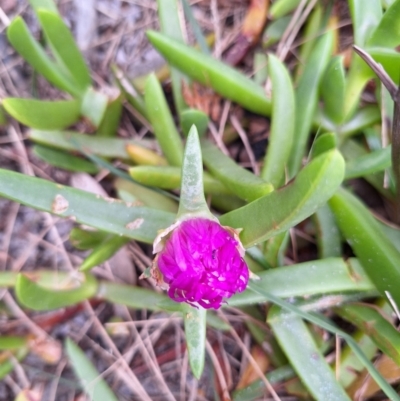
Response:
[152, 218, 249, 309]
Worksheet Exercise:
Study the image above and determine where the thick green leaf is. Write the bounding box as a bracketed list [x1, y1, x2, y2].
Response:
[263, 231, 288, 268]
[248, 282, 400, 401]
[336, 302, 400, 366]
[344, 55, 374, 119]
[201, 139, 273, 202]
[28, 0, 58, 13]
[261, 54, 295, 187]
[29, 129, 153, 159]
[157, 0, 187, 114]
[0, 336, 27, 350]
[205, 312, 231, 331]
[329, 188, 400, 307]
[115, 178, 178, 213]
[15, 272, 97, 311]
[310, 132, 337, 159]
[178, 126, 213, 219]
[268, 306, 352, 401]
[245, 254, 265, 273]
[3, 98, 80, 130]
[288, 31, 333, 176]
[382, 0, 396, 7]
[316, 106, 381, 139]
[98, 282, 168, 311]
[210, 194, 245, 213]
[129, 165, 231, 195]
[369, 47, 400, 84]
[313, 204, 342, 258]
[338, 331, 377, 388]
[345, 146, 391, 179]
[321, 56, 346, 125]
[295, 4, 323, 82]
[184, 306, 206, 379]
[379, 221, 400, 253]
[348, 0, 382, 46]
[96, 90, 123, 137]
[0, 105, 7, 126]
[147, 30, 271, 116]
[181, 0, 210, 54]
[180, 109, 209, 137]
[253, 52, 268, 85]
[145, 73, 184, 166]
[80, 236, 130, 271]
[75, 151, 179, 202]
[126, 143, 167, 166]
[81, 87, 108, 128]
[220, 149, 345, 248]
[112, 65, 148, 119]
[233, 365, 295, 401]
[70, 228, 110, 250]
[262, 15, 291, 47]
[344, 48, 400, 118]
[246, 246, 271, 270]
[339, 105, 381, 138]
[65, 339, 119, 401]
[0, 272, 15, 287]
[340, 139, 391, 198]
[0, 169, 175, 243]
[33, 145, 98, 173]
[229, 258, 373, 306]
[269, 0, 302, 18]
[367, 0, 400, 48]
[37, 10, 91, 90]
[7, 17, 81, 96]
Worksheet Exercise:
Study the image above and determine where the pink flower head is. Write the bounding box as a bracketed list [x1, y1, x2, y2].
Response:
[153, 218, 249, 309]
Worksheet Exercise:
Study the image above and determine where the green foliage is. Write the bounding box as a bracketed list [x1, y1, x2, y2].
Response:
[7, 17, 83, 96]
[146, 30, 271, 116]
[36, 10, 91, 89]
[261, 54, 295, 187]
[80, 87, 108, 128]
[367, 0, 400, 48]
[156, 0, 187, 115]
[80, 236, 130, 271]
[184, 306, 206, 379]
[201, 139, 274, 202]
[65, 339, 119, 401]
[180, 109, 209, 137]
[15, 272, 97, 311]
[2, 98, 81, 130]
[288, 31, 334, 176]
[0, 169, 175, 243]
[321, 56, 346, 125]
[145, 74, 184, 166]
[229, 258, 373, 306]
[33, 145, 98, 173]
[329, 188, 400, 307]
[2, 0, 400, 397]
[336, 302, 400, 365]
[268, 306, 352, 401]
[29, 129, 153, 159]
[220, 149, 344, 247]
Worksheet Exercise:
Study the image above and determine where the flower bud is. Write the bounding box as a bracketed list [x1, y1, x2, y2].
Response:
[151, 218, 249, 309]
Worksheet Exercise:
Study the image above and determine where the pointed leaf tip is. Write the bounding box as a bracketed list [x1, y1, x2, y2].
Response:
[178, 125, 214, 220]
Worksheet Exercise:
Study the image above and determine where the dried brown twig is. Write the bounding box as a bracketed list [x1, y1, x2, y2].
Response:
[353, 45, 400, 223]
